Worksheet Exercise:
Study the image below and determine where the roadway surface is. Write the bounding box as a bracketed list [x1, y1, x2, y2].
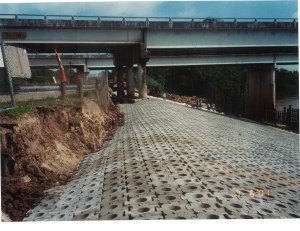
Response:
[23, 98, 300, 220]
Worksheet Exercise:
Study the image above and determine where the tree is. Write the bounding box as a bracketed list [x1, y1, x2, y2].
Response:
[276, 68, 299, 98]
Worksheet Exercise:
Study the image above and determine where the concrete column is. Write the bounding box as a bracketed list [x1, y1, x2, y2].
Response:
[116, 65, 125, 98]
[138, 62, 147, 99]
[126, 65, 134, 98]
[246, 64, 276, 121]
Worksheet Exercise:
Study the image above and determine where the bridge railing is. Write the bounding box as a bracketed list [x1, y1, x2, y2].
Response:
[0, 14, 297, 29]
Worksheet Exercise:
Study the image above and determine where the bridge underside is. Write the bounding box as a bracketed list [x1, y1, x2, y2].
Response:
[9, 42, 141, 54]
[0, 18, 298, 121]
[29, 54, 298, 69]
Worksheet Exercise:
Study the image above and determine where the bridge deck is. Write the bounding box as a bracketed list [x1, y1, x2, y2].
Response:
[23, 98, 300, 221]
[0, 14, 297, 29]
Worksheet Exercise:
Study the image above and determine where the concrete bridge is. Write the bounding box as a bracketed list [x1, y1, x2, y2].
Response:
[28, 53, 298, 70]
[0, 14, 298, 120]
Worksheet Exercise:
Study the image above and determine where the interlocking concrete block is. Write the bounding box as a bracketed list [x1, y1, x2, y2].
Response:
[126, 204, 159, 217]
[47, 212, 75, 221]
[285, 212, 300, 219]
[101, 194, 125, 206]
[100, 202, 128, 218]
[70, 207, 100, 221]
[154, 185, 181, 195]
[223, 211, 258, 219]
[178, 184, 203, 194]
[193, 211, 221, 219]
[24, 99, 300, 221]
[102, 185, 126, 196]
[124, 195, 156, 206]
[154, 193, 183, 203]
[129, 211, 164, 220]
[99, 211, 129, 220]
[104, 170, 125, 179]
[158, 203, 191, 215]
[182, 192, 205, 203]
[125, 175, 151, 183]
[151, 178, 176, 187]
[164, 211, 196, 220]
[125, 188, 155, 199]
[102, 179, 126, 190]
[23, 212, 51, 221]
[149, 173, 170, 181]
[23, 210, 51, 221]
[174, 178, 200, 186]
[125, 181, 153, 191]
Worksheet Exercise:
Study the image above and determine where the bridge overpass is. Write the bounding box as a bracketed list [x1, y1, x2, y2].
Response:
[28, 53, 298, 70]
[0, 14, 298, 120]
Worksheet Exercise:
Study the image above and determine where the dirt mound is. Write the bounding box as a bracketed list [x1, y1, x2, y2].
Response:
[1, 98, 124, 221]
[166, 93, 205, 107]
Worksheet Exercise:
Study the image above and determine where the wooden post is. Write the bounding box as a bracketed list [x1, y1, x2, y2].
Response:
[95, 78, 100, 100]
[60, 82, 66, 101]
[78, 77, 83, 100]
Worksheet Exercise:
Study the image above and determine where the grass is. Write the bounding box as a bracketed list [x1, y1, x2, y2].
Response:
[0, 89, 97, 119]
[0, 98, 61, 118]
[1, 97, 81, 119]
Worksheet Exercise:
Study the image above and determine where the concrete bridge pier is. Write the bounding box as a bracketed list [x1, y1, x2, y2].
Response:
[126, 65, 134, 98]
[246, 64, 276, 121]
[138, 60, 148, 99]
[115, 65, 125, 98]
[113, 45, 149, 99]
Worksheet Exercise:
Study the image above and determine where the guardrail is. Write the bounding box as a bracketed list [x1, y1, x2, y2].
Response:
[0, 84, 95, 95]
[27, 53, 113, 59]
[0, 14, 297, 29]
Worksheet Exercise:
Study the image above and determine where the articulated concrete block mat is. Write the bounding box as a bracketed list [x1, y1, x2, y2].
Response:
[23, 98, 300, 221]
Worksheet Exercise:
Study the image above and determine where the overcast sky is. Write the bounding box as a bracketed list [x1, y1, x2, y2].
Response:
[0, 0, 298, 19]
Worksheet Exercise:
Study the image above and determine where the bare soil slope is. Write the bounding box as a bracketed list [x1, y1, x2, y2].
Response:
[1, 98, 123, 221]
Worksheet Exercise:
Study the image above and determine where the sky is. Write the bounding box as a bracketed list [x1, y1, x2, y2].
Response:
[0, 0, 298, 19]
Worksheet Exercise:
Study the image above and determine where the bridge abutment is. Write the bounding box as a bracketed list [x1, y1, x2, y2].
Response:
[246, 64, 276, 121]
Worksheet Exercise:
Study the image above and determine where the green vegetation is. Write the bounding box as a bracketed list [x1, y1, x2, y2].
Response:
[147, 66, 298, 115]
[0, 90, 98, 118]
[30, 69, 60, 84]
[147, 66, 247, 115]
[275, 68, 299, 98]
[147, 68, 168, 93]
[0, 67, 77, 85]
[0, 97, 61, 118]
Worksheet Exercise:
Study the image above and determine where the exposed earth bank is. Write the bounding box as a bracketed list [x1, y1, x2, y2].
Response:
[1, 98, 124, 221]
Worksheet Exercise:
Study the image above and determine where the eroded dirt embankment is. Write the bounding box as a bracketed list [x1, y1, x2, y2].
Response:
[1, 98, 124, 221]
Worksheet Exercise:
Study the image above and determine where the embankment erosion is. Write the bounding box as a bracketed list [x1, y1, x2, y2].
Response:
[1, 98, 124, 221]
